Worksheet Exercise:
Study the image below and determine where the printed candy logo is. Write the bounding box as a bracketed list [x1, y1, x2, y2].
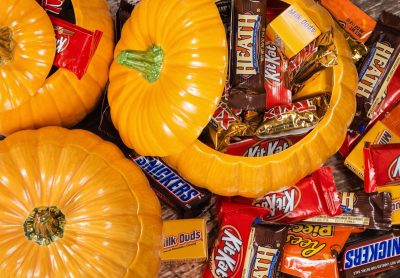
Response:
[389, 156, 400, 181]
[253, 186, 301, 221]
[245, 138, 292, 157]
[41, 0, 65, 14]
[236, 13, 261, 77]
[54, 26, 75, 54]
[265, 41, 285, 85]
[339, 192, 357, 213]
[249, 244, 279, 278]
[164, 230, 202, 249]
[212, 102, 242, 130]
[211, 225, 243, 278]
[263, 99, 316, 120]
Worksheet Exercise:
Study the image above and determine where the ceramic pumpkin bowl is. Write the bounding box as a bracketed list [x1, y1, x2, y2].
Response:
[0, 0, 114, 136]
[0, 127, 162, 277]
[163, 0, 358, 197]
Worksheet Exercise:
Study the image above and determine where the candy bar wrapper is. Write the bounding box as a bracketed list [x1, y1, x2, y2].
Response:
[303, 191, 392, 230]
[37, 0, 74, 21]
[208, 101, 261, 151]
[344, 121, 400, 179]
[242, 224, 288, 278]
[227, 0, 267, 111]
[289, 30, 338, 93]
[294, 67, 333, 100]
[338, 26, 369, 63]
[364, 143, 400, 193]
[281, 225, 353, 278]
[320, 0, 376, 44]
[131, 155, 211, 218]
[339, 229, 400, 277]
[225, 134, 304, 157]
[264, 37, 292, 108]
[229, 167, 341, 223]
[350, 12, 400, 134]
[340, 67, 400, 156]
[255, 95, 329, 139]
[203, 202, 270, 278]
[161, 219, 208, 262]
[50, 16, 102, 80]
[378, 185, 400, 225]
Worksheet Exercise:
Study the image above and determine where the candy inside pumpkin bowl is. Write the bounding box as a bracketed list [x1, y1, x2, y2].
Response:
[162, 0, 358, 198]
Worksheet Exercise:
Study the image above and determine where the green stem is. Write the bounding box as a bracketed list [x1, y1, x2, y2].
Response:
[0, 26, 15, 66]
[116, 45, 164, 83]
[23, 206, 66, 246]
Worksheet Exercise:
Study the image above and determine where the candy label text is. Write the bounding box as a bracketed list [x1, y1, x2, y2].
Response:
[236, 14, 260, 75]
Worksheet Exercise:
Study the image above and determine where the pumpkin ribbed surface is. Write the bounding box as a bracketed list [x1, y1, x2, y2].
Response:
[108, 0, 227, 156]
[0, 0, 114, 136]
[0, 127, 162, 277]
[164, 0, 358, 197]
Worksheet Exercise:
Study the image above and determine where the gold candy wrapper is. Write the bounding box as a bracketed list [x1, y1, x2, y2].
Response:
[256, 95, 330, 138]
[290, 30, 338, 93]
[337, 25, 369, 63]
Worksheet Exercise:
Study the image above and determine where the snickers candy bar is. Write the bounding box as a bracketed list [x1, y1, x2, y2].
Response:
[131, 155, 211, 218]
[255, 95, 329, 139]
[203, 202, 269, 278]
[242, 224, 288, 278]
[229, 167, 342, 223]
[350, 11, 400, 134]
[228, 0, 267, 111]
[364, 143, 400, 193]
[339, 229, 400, 277]
[303, 191, 392, 230]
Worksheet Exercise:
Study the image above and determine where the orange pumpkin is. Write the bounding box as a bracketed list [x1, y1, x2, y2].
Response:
[0, 0, 114, 136]
[0, 127, 162, 277]
[164, 0, 358, 197]
[108, 0, 227, 156]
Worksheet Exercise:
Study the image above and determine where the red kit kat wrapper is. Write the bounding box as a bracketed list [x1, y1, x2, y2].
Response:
[227, 167, 342, 223]
[50, 15, 102, 79]
[364, 143, 400, 192]
[203, 202, 270, 278]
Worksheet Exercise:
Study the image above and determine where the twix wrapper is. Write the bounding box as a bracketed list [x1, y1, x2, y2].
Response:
[281, 224, 353, 278]
[350, 12, 400, 134]
[255, 95, 329, 139]
[320, 0, 376, 44]
[203, 202, 270, 278]
[228, 0, 267, 111]
[364, 143, 400, 193]
[228, 167, 341, 223]
[303, 191, 392, 230]
[50, 16, 103, 79]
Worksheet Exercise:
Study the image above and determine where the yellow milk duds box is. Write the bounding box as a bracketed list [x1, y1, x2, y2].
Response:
[266, 2, 321, 59]
[161, 218, 207, 262]
[344, 121, 400, 179]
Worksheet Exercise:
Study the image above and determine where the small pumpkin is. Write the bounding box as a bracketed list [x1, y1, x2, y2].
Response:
[108, 0, 227, 156]
[0, 127, 162, 277]
[164, 0, 358, 197]
[0, 0, 114, 136]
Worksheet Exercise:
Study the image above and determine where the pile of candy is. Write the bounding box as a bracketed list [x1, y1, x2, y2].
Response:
[92, 0, 400, 277]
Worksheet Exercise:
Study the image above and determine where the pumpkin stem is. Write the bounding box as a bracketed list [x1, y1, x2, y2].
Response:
[0, 26, 15, 66]
[23, 206, 66, 246]
[116, 45, 164, 83]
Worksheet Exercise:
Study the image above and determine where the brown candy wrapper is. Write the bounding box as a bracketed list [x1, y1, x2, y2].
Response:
[289, 30, 338, 93]
[350, 12, 400, 134]
[256, 95, 329, 139]
[228, 0, 267, 111]
[242, 224, 288, 278]
[303, 191, 392, 230]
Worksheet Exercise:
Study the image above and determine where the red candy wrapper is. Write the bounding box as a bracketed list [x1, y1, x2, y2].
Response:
[225, 135, 304, 157]
[227, 167, 342, 223]
[50, 15, 102, 79]
[264, 37, 292, 108]
[364, 143, 400, 192]
[203, 202, 270, 278]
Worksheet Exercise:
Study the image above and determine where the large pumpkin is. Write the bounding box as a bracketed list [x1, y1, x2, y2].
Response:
[0, 127, 162, 277]
[108, 0, 227, 156]
[0, 0, 114, 136]
[163, 0, 358, 197]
